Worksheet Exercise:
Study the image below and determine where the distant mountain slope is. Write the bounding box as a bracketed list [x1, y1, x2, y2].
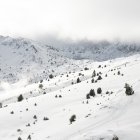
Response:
[0, 36, 140, 84]
[0, 36, 84, 84]
[43, 38, 140, 60]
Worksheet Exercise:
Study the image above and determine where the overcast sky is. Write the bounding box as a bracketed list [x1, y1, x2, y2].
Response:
[0, 0, 140, 41]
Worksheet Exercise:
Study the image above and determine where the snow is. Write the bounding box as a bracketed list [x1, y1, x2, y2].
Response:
[47, 39, 140, 61]
[0, 36, 140, 140]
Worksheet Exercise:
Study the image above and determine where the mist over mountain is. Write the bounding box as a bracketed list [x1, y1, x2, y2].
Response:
[0, 36, 84, 84]
[38, 35, 140, 60]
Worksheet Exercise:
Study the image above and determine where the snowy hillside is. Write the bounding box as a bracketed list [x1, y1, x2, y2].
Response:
[43, 38, 140, 60]
[0, 36, 87, 84]
[0, 47, 140, 140]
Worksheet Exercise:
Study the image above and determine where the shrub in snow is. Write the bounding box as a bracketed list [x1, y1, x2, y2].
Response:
[106, 91, 109, 94]
[89, 89, 95, 97]
[39, 84, 43, 89]
[84, 67, 89, 70]
[77, 77, 81, 83]
[27, 135, 31, 140]
[97, 87, 102, 94]
[71, 81, 74, 85]
[124, 83, 134, 95]
[112, 135, 119, 140]
[91, 78, 94, 83]
[17, 129, 21, 132]
[18, 94, 24, 102]
[59, 95, 62, 98]
[79, 73, 82, 76]
[86, 94, 90, 99]
[69, 115, 76, 124]
[49, 74, 54, 79]
[117, 71, 120, 75]
[10, 111, 14, 114]
[33, 115, 37, 119]
[26, 123, 30, 127]
[43, 117, 49, 121]
[18, 137, 22, 140]
[0, 103, 2, 108]
[99, 72, 102, 75]
[97, 75, 102, 80]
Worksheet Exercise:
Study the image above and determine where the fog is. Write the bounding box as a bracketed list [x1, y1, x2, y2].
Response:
[0, 0, 140, 41]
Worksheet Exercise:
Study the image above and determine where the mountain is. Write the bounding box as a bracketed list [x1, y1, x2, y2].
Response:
[43, 38, 140, 60]
[0, 36, 140, 140]
[0, 36, 85, 84]
[0, 54, 140, 140]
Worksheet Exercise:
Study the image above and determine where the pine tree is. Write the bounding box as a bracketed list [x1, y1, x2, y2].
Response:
[124, 83, 134, 95]
[97, 87, 102, 94]
[86, 93, 90, 99]
[69, 115, 76, 124]
[49, 74, 54, 79]
[91, 78, 94, 83]
[89, 89, 95, 97]
[92, 70, 96, 77]
[18, 137, 22, 140]
[77, 77, 81, 83]
[18, 94, 24, 102]
[97, 75, 102, 80]
[39, 84, 43, 89]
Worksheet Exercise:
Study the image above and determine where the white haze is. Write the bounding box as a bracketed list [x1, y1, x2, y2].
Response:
[0, 0, 140, 41]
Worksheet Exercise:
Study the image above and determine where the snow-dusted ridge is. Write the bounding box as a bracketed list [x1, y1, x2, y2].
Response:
[0, 36, 86, 84]
[45, 38, 140, 60]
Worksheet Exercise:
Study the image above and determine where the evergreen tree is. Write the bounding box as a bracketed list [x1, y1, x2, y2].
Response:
[97, 87, 102, 94]
[89, 89, 95, 97]
[86, 94, 90, 99]
[97, 75, 102, 80]
[18, 94, 24, 102]
[77, 77, 81, 83]
[91, 78, 94, 83]
[69, 115, 76, 124]
[124, 83, 134, 95]
[92, 70, 96, 77]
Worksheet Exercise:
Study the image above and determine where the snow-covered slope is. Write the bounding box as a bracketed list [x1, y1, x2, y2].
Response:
[0, 52, 140, 140]
[0, 36, 86, 84]
[44, 38, 140, 60]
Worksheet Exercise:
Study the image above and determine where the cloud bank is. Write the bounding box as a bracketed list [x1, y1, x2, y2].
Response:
[0, 0, 140, 41]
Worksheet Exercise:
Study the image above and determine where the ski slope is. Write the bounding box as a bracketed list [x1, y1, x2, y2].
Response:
[0, 54, 140, 140]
